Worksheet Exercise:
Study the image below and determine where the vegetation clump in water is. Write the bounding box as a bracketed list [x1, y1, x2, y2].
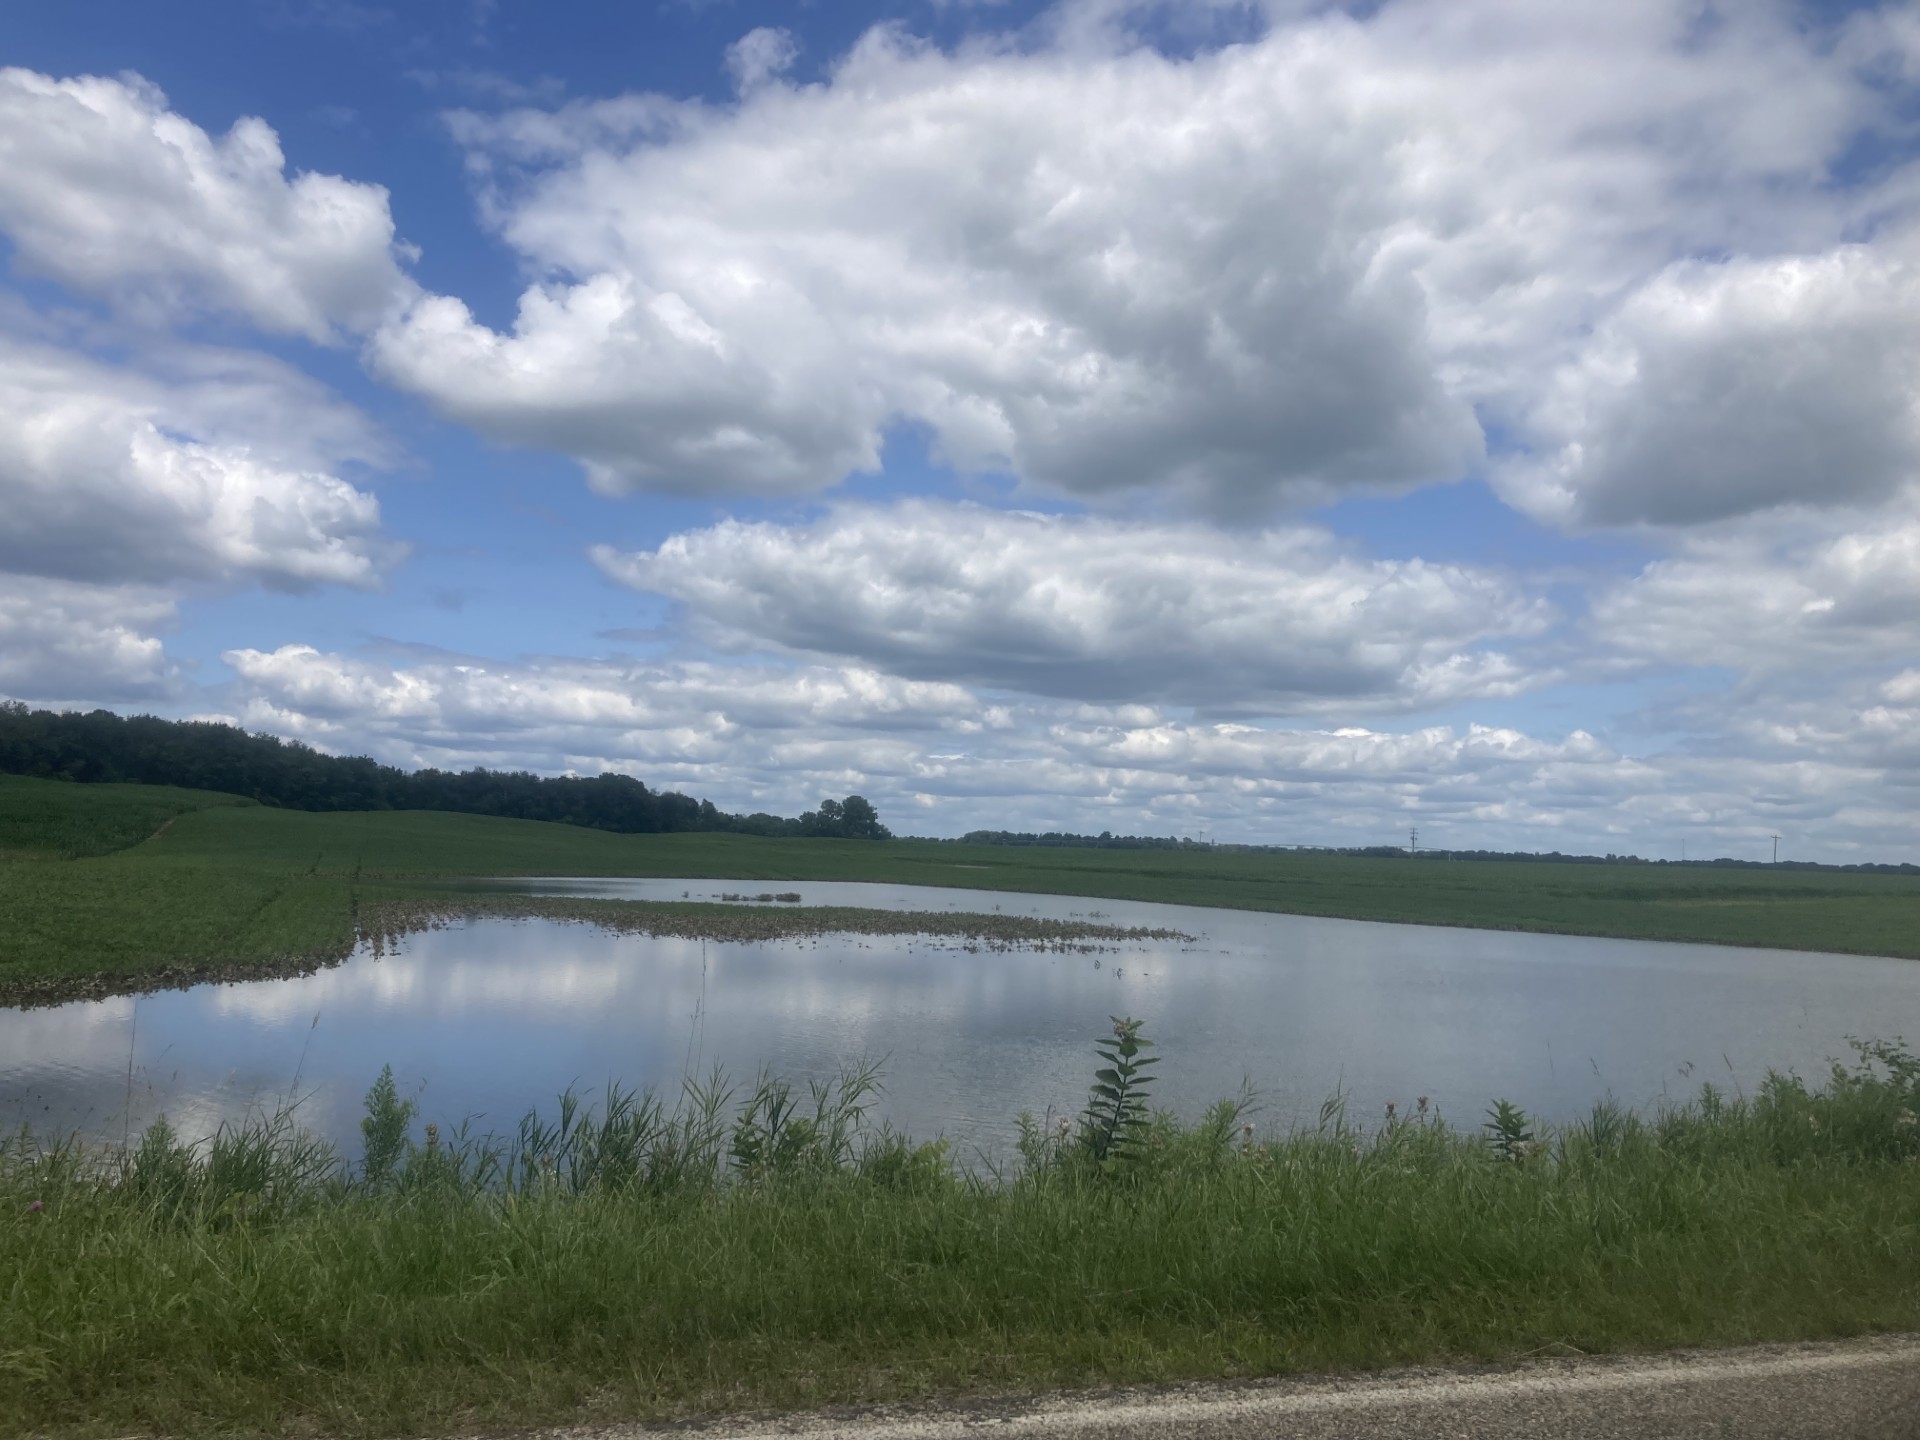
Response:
[355, 893, 1192, 955]
[4, 1027, 1919, 1437]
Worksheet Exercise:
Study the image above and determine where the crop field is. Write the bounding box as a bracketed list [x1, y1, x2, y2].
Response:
[0, 774, 248, 860]
[3, 773, 1919, 1003]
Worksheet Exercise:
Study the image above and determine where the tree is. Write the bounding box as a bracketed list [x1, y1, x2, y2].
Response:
[798, 794, 891, 839]
[839, 794, 890, 840]
[800, 798, 846, 836]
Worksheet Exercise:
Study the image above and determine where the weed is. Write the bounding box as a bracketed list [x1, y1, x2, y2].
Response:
[1484, 1098, 1534, 1160]
[360, 1064, 416, 1186]
[1080, 1016, 1159, 1171]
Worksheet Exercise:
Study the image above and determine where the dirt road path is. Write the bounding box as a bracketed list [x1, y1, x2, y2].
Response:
[542, 1336, 1920, 1440]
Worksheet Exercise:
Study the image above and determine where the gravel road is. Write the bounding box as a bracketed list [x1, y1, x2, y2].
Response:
[543, 1335, 1920, 1440]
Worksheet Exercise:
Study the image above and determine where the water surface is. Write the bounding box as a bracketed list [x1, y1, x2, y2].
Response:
[4, 878, 1916, 1159]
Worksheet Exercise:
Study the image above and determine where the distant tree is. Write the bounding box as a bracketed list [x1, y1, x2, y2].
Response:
[839, 794, 890, 840]
[798, 794, 891, 840]
[800, 798, 845, 836]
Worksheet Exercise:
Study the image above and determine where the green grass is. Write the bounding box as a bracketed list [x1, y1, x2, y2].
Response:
[3, 772, 1920, 1003]
[6, 1037, 1920, 1439]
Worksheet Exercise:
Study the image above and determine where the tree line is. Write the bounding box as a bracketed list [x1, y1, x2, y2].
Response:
[0, 704, 889, 840]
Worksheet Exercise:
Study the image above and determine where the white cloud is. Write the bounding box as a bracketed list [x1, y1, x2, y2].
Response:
[222, 644, 982, 755]
[0, 578, 176, 701]
[0, 68, 415, 341]
[367, 0, 1901, 517]
[1591, 505, 1920, 676]
[725, 28, 799, 94]
[1500, 244, 1920, 528]
[0, 335, 399, 589]
[372, 16, 1493, 504]
[217, 639, 1920, 860]
[595, 502, 1550, 712]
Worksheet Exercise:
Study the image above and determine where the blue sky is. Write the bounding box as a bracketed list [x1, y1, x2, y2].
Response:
[2, 0, 1918, 859]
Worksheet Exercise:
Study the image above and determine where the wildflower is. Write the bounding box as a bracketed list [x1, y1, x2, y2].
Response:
[27, 1200, 44, 1213]
[425, 1122, 440, 1153]
[1416, 1096, 1429, 1116]
[1897, 1109, 1918, 1130]
[1385, 1102, 1397, 1121]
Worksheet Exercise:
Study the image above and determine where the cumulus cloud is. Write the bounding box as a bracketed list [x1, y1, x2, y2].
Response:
[219, 643, 991, 808]
[595, 502, 1550, 712]
[0, 68, 415, 341]
[1500, 244, 1920, 528]
[1589, 503, 1920, 677]
[366, 0, 1902, 517]
[0, 578, 177, 701]
[372, 15, 1494, 504]
[217, 638, 1920, 858]
[0, 335, 399, 589]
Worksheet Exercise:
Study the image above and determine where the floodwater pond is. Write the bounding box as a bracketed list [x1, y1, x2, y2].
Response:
[5, 877, 1919, 1159]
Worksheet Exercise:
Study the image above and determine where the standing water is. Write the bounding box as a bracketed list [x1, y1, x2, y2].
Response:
[4, 878, 1918, 1159]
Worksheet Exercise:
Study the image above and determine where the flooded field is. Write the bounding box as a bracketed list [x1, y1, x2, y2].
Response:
[5, 878, 1919, 1158]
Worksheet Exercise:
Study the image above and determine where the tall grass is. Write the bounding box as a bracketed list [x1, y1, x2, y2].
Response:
[5, 1032, 1920, 1438]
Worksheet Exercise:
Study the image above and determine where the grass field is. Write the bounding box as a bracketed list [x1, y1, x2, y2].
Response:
[5, 1031, 1919, 1438]
[3, 771, 1920, 1003]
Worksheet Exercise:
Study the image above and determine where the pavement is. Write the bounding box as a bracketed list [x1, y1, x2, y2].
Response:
[540, 1335, 1920, 1440]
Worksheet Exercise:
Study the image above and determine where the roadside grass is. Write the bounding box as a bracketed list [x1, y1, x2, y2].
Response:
[5, 1034, 1919, 1439]
[3, 773, 1920, 1004]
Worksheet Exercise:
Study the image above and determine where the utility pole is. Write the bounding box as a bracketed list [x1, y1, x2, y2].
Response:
[1770, 834, 1782, 864]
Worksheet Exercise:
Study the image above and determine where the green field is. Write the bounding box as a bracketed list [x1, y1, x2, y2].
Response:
[3, 772, 1919, 1004]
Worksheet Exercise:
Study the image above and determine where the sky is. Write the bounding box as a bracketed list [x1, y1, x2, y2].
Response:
[2, 0, 1919, 860]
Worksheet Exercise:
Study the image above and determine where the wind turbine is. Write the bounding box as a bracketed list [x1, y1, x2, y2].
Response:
[1770, 834, 1782, 864]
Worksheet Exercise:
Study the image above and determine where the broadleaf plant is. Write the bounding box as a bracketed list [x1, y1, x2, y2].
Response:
[1080, 1016, 1158, 1172]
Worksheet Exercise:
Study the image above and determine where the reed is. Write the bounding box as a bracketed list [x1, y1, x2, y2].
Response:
[5, 1030, 1918, 1438]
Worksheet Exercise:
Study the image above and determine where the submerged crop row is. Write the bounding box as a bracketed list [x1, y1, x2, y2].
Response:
[355, 894, 1195, 955]
[5, 1028, 1920, 1438]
